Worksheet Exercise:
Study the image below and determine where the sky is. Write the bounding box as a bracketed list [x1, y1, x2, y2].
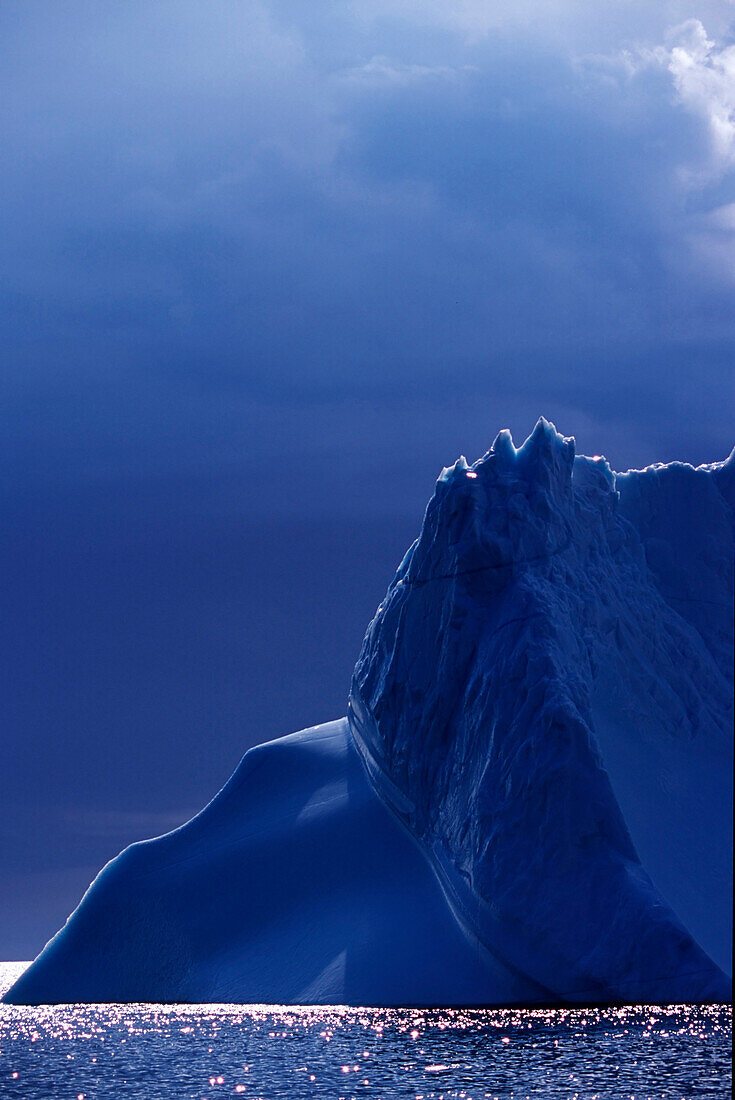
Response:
[2, 1, 734, 957]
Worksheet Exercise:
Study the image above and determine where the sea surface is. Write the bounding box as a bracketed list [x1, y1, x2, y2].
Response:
[0, 963, 731, 1099]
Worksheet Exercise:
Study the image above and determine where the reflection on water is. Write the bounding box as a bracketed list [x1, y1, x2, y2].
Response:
[0, 964, 731, 1099]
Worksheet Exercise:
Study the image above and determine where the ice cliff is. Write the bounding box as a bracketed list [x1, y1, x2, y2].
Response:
[5, 420, 732, 1006]
[350, 420, 732, 1004]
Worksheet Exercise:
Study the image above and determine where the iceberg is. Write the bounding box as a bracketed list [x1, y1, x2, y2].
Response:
[5, 420, 732, 1006]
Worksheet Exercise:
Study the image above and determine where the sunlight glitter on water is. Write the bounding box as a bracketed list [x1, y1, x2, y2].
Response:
[0, 966, 731, 1099]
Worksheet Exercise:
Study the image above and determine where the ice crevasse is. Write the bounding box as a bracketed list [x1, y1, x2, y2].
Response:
[5, 420, 732, 1006]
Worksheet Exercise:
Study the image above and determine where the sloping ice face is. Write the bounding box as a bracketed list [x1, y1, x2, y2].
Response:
[349, 419, 733, 1003]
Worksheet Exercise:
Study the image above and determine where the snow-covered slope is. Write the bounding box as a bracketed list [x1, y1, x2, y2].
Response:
[4, 421, 732, 1006]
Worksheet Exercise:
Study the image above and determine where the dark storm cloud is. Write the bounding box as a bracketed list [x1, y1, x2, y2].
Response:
[2, 0, 734, 476]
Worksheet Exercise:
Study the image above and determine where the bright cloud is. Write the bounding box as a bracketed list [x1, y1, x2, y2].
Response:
[666, 20, 735, 179]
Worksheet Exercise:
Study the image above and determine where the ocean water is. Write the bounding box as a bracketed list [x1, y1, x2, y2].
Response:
[0, 964, 731, 1099]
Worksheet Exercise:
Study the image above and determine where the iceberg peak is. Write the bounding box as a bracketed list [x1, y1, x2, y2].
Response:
[490, 427, 516, 464]
[403, 420, 587, 596]
[515, 415, 574, 469]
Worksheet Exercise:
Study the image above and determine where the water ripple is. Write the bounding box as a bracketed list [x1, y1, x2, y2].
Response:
[1, 965, 731, 1099]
